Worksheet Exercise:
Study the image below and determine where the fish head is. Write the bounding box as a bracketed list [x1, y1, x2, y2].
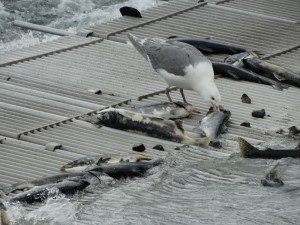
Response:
[60, 157, 97, 172]
[96, 108, 121, 126]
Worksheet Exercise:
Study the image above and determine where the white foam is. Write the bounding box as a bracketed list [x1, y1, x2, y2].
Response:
[4, 194, 79, 225]
[0, 0, 162, 53]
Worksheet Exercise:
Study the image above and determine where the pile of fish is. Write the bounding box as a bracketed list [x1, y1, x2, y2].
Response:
[168, 36, 300, 89]
[0, 153, 164, 224]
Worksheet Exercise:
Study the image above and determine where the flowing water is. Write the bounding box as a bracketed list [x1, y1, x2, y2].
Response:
[0, 0, 160, 53]
[1, 0, 300, 224]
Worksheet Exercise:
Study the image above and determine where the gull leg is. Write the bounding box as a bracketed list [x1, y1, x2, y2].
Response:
[165, 88, 173, 102]
[180, 88, 187, 103]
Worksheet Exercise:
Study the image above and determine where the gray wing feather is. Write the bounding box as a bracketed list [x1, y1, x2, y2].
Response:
[128, 33, 210, 76]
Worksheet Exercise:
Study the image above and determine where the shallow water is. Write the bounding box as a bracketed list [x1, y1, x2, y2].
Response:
[4, 151, 300, 225]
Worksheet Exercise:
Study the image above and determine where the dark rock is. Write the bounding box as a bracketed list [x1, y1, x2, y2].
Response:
[132, 143, 146, 152]
[120, 6, 142, 18]
[252, 109, 265, 118]
[152, 144, 165, 151]
[289, 126, 300, 136]
[241, 93, 251, 104]
[209, 141, 222, 148]
[240, 122, 251, 127]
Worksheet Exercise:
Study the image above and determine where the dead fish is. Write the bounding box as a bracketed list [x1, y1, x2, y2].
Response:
[88, 159, 164, 179]
[224, 51, 259, 67]
[2, 171, 101, 195]
[238, 137, 300, 159]
[193, 109, 231, 142]
[86, 108, 210, 147]
[60, 154, 152, 173]
[0, 179, 90, 209]
[212, 62, 289, 91]
[0, 171, 104, 210]
[131, 101, 196, 119]
[243, 58, 300, 87]
[261, 163, 284, 187]
[167, 36, 258, 54]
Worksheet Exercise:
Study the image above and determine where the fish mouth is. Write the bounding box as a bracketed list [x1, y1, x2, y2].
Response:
[211, 102, 219, 112]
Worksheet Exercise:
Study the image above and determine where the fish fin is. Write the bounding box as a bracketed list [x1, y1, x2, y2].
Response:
[227, 70, 240, 79]
[271, 84, 283, 91]
[81, 115, 103, 127]
[136, 154, 152, 161]
[238, 137, 259, 158]
[271, 82, 290, 91]
[174, 120, 184, 133]
[167, 35, 179, 39]
[97, 157, 111, 165]
[197, 46, 214, 53]
[252, 50, 264, 56]
[195, 137, 210, 147]
[273, 73, 286, 81]
[1, 209, 10, 225]
[266, 162, 280, 180]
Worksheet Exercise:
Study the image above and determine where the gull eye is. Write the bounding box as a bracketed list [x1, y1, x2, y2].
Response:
[211, 97, 215, 100]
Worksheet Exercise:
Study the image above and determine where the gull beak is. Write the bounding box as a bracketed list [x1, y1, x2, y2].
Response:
[212, 103, 219, 112]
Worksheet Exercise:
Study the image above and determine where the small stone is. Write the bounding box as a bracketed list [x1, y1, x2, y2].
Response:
[209, 141, 222, 148]
[289, 126, 300, 136]
[240, 122, 251, 127]
[252, 109, 265, 118]
[152, 144, 165, 151]
[241, 93, 251, 104]
[132, 143, 146, 152]
[276, 129, 285, 134]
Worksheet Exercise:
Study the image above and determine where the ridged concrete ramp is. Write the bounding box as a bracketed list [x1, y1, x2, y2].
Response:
[0, 0, 299, 223]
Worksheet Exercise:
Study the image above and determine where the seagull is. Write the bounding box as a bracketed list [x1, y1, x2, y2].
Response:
[127, 33, 221, 111]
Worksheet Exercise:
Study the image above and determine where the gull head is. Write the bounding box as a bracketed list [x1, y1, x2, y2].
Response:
[199, 81, 221, 111]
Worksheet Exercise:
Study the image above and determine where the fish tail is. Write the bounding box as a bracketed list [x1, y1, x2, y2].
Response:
[238, 137, 259, 158]
[1, 208, 10, 225]
[80, 115, 102, 127]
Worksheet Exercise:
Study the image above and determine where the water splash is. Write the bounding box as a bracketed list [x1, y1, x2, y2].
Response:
[4, 194, 80, 225]
[0, 0, 161, 53]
